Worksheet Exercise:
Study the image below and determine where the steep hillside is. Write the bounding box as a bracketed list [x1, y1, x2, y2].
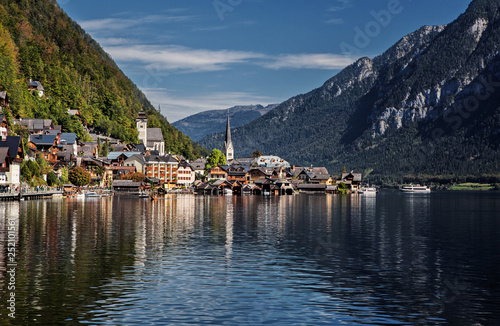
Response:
[0, 0, 206, 159]
[173, 104, 277, 142]
[200, 0, 500, 178]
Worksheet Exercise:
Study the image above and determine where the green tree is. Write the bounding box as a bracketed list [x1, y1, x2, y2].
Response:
[206, 149, 226, 170]
[337, 182, 349, 195]
[47, 171, 58, 187]
[68, 167, 91, 186]
[60, 167, 69, 184]
[36, 154, 51, 175]
[251, 150, 263, 158]
[121, 172, 146, 183]
[21, 160, 41, 182]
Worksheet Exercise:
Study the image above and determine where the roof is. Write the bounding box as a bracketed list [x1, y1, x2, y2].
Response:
[112, 180, 141, 188]
[0, 147, 9, 164]
[124, 154, 146, 164]
[0, 91, 6, 100]
[298, 184, 327, 190]
[30, 80, 44, 91]
[107, 151, 141, 160]
[147, 128, 164, 142]
[0, 136, 21, 158]
[59, 133, 77, 145]
[136, 109, 147, 120]
[341, 172, 362, 182]
[30, 134, 56, 146]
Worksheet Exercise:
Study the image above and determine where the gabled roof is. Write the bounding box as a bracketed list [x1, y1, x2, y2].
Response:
[178, 160, 194, 170]
[147, 128, 164, 142]
[30, 134, 56, 146]
[0, 136, 21, 158]
[59, 133, 77, 145]
[124, 154, 146, 164]
[0, 147, 10, 164]
[0, 91, 7, 100]
[29, 80, 44, 91]
[107, 151, 141, 160]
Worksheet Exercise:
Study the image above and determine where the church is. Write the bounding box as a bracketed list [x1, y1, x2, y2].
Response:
[136, 109, 165, 155]
[223, 111, 234, 161]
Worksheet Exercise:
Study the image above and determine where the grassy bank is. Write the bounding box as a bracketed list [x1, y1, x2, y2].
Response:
[448, 183, 497, 191]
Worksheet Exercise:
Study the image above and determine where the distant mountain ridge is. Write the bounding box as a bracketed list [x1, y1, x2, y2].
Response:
[199, 0, 500, 178]
[173, 104, 277, 142]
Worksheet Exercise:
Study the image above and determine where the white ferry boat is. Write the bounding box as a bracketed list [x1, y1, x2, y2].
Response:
[359, 187, 378, 194]
[400, 184, 431, 193]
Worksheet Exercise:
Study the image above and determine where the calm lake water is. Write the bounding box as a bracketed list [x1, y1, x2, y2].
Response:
[1, 191, 500, 325]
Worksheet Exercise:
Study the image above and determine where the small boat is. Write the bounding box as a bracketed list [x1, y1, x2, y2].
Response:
[359, 187, 377, 194]
[224, 188, 233, 196]
[85, 191, 102, 198]
[400, 184, 431, 193]
[138, 191, 149, 198]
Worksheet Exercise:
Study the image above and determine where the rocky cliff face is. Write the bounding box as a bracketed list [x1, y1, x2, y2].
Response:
[199, 0, 500, 177]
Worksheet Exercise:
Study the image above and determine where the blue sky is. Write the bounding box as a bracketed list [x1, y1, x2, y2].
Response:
[58, 0, 472, 122]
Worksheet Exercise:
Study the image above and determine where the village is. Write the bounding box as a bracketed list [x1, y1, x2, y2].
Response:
[0, 84, 363, 197]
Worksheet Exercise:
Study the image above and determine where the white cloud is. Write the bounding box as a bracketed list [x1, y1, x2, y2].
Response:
[325, 18, 344, 25]
[263, 53, 356, 70]
[80, 14, 195, 32]
[105, 45, 266, 72]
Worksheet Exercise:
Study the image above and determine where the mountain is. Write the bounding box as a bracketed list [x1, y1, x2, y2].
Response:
[199, 0, 500, 180]
[172, 104, 277, 142]
[0, 0, 206, 159]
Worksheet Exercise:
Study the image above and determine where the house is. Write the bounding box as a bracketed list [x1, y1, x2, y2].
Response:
[177, 160, 195, 186]
[143, 154, 179, 188]
[29, 134, 58, 161]
[59, 133, 78, 156]
[191, 158, 206, 176]
[226, 164, 251, 184]
[339, 172, 363, 193]
[297, 167, 331, 184]
[208, 165, 228, 180]
[124, 154, 146, 173]
[77, 142, 99, 158]
[15, 118, 53, 134]
[0, 147, 20, 188]
[0, 136, 24, 161]
[29, 80, 44, 97]
[112, 180, 142, 193]
[107, 151, 142, 165]
[0, 91, 10, 108]
[0, 114, 8, 140]
[255, 155, 290, 168]
[248, 167, 274, 182]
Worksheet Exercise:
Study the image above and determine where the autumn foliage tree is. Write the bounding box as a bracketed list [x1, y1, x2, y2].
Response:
[68, 167, 91, 187]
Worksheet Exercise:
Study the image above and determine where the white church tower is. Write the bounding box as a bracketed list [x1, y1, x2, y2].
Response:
[223, 110, 234, 161]
[136, 109, 148, 146]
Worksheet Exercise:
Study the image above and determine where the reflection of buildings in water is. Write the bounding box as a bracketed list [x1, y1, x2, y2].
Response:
[0, 202, 21, 283]
[225, 198, 234, 263]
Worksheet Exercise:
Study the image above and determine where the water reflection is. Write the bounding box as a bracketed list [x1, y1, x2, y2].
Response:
[0, 192, 499, 325]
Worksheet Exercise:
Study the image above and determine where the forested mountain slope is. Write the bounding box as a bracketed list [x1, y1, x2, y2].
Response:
[0, 0, 205, 159]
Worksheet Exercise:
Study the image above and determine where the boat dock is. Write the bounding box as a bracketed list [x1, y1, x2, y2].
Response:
[0, 190, 64, 201]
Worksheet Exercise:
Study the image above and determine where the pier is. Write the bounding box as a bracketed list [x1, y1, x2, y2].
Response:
[0, 190, 63, 201]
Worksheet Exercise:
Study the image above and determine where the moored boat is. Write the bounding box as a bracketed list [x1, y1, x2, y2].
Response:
[359, 186, 377, 194]
[400, 184, 431, 193]
[85, 191, 102, 198]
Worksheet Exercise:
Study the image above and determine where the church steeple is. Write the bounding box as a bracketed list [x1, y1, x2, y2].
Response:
[223, 110, 234, 161]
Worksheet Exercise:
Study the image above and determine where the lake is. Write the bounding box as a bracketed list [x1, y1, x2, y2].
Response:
[1, 191, 499, 325]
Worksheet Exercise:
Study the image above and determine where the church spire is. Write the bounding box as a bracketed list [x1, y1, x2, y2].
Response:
[223, 109, 234, 161]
